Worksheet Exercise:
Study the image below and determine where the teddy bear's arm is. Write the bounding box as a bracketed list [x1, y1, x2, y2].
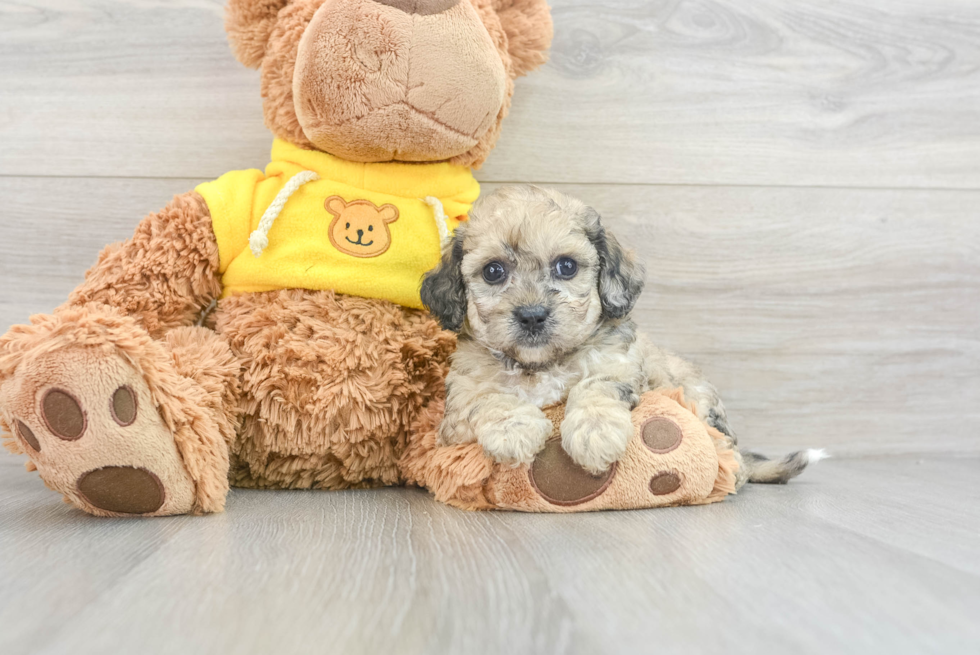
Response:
[64, 191, 223, 339]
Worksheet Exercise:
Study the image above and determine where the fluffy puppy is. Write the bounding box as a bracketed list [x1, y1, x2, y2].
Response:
[422, 185, 822, 485]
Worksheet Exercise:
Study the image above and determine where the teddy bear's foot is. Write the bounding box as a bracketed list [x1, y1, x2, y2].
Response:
[402, 389, 741, 512]
[0, 309, 236, 517]
[2, 345, 197, 515]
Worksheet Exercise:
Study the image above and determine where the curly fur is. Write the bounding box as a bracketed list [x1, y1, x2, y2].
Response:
[66, 191, 222, 340]
[226, 0, 292, 68]
[215, 289, 455, 490]
[423, 186, 818, 483]
[491, 0, 554, 77]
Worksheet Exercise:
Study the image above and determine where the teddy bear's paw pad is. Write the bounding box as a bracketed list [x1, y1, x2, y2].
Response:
[14, 419, 41, 451]
[39, 389, 87, 440]
[77, 466, 165, 514]
[641, 417, 683, 454]
[528, 439, 616, 506]
[1, 348, 196, 516]
[649, 470, 684, 496]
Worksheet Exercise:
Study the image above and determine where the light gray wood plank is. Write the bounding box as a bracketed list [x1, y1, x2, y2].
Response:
[778, 455, 980, 577]
[490, 0, 980, 188]
[0, 0, 269, 179]
[2, 177, 977, 456]
[491, 458, 980, 654]
[2, 0, 979, 188]
[0, 455, 978, 655]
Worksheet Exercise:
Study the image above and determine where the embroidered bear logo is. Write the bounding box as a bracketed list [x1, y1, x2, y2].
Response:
[324, 196, 399, 258]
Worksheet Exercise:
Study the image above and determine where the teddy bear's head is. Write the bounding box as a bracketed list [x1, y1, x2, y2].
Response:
[226, 0, 553, 168]
[324, 195, 399, 257]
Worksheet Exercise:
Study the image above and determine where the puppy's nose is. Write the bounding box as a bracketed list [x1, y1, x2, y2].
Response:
[357, 229, 364, 239]
[514, 305, 551, 334]
[372, 0, 460, 15]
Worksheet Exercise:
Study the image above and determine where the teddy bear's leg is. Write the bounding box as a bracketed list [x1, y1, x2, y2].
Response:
[0, 192, 238, 516]
[0, 313, 240, 516]
[214, 290, 454, 491]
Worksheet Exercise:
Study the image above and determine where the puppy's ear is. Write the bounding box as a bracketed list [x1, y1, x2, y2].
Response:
[421, 229, 468, 332]
[586, 210, 645, 319]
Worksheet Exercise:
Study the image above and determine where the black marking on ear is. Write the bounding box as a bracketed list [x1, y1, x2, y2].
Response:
[421, 230, 468, 332]
[585, 209, 645, 319]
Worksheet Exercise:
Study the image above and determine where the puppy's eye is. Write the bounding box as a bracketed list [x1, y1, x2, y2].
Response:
[554, 257, 578, 279]
[345, 222, 350, 229]
[483, 261, 507, 284]
[368, 225, 374, 231]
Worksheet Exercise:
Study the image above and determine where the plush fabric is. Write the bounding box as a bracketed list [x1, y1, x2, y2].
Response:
[64, 191, 222, 340]
[0, 306, 232, 515]
[225, 0, 292, 68]
[214, 289, 454, 490]
[249, 0, 551, 167]
[291, 0, 508, 162]
[197, 139, 479, 308]
[401, 389, 740, 512]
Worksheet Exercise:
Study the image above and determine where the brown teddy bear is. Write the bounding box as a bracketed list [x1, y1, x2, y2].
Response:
[0, 0, 554, 516]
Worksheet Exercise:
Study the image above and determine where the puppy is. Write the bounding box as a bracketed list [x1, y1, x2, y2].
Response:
[422, 185, 822, 486]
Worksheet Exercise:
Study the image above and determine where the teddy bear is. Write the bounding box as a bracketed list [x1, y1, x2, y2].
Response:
[0, 0, 555, 517]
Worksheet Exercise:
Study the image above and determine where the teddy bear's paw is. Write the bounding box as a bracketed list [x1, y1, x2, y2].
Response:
[1, 346, 197, 517]
[493, 392, 732, 511]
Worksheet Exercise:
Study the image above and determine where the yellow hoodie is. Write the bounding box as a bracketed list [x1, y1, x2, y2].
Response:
[196, 139, 479, 309]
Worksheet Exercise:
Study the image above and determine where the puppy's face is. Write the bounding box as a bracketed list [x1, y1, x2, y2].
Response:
[422, 186, 645, 367]
[460, 193, 603, 366]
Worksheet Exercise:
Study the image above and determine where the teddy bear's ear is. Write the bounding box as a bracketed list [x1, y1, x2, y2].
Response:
[492, 0, 554, 78]
[378, 205, 399, 223]
[325, 196, 347, 216]
[225, 0, 291, 69]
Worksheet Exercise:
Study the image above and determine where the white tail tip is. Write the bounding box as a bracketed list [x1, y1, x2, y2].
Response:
[806, 448, 830, 464]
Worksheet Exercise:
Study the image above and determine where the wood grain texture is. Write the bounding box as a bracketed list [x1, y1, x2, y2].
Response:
[2, 177, 977, 456]
[1, 0, 979, 187]
[1, 455, 978, 655]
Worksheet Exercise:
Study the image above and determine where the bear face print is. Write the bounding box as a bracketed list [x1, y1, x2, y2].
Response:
[325, 196, 399, 258]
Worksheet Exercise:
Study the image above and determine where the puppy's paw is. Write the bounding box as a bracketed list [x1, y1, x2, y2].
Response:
[477, 406, 552, 467]
[560, 401, 633, 475]
[436, 414, 476, 447]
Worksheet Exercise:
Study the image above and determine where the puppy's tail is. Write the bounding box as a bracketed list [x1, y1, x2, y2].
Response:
[742, 448, 828, 484]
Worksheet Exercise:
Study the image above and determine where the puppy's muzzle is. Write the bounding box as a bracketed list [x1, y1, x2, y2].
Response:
[514, 305, 551, 340]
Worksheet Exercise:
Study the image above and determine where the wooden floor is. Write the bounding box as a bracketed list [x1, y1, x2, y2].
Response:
[2, 0, 979, 652]
[1, 454, 978, 654]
